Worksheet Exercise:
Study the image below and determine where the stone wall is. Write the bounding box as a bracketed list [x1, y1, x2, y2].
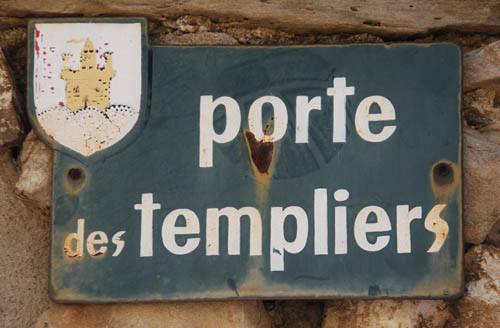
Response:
[0, 2, 499, 327]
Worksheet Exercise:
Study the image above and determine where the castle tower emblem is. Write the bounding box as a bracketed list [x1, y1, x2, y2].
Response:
[60, 38, 116, 111]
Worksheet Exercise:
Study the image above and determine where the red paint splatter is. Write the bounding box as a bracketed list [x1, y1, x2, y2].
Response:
[35, 41, 40, 57]
[50, 87, 54, 90]
[34, 27, 41, 57]
[59, 101, 64, 107]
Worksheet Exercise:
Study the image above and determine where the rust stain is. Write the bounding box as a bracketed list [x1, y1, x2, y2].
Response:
[244, 130, 274, 175]
[243, 126, 276, 209]
[243, 116, 281, 207]
[243, 116, 277, 185]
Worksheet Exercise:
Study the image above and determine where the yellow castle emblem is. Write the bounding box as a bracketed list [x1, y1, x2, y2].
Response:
[60, 38, 116, 111]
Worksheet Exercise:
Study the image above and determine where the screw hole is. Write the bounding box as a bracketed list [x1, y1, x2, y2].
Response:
[68, 168, 83, 181]
[433, 162, 453, 186]
[66, 167, 86, 192]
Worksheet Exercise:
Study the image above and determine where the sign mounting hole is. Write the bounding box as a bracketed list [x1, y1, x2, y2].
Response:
[433, 162, 454, 186]
[66, 167, 86, 192]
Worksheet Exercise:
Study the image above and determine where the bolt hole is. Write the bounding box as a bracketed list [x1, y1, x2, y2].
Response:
[66, 167, 86, 192]
[433, 162, 453, 186]
[68, 168, 83, 181]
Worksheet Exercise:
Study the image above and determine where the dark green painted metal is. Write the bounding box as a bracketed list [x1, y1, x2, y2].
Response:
[28, 19, 462, 302]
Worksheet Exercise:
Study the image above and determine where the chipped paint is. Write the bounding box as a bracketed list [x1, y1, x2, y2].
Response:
[425, 204, 449, 253]
[60, 38, 116, 112]
[63, 218, 84, 258]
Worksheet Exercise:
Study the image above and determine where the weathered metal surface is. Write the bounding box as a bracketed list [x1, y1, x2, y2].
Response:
[28, 18, 462, 302]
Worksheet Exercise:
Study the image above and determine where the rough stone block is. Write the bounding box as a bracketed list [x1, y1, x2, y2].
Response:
[1, 1, 499, 36]
[464, 40, 500, 91]
[322, 299, 451, 328]
[464, 128, 500, 244]
[15, 131, 53, 210]
[155, 31, 238, 45]
[265, 301, 323, 328]
[35, 301, 272, 328]
[450, 244, 500, 327]
[463, 89, 499, 128]
[486, 219, 500, 247]
[0, 48, 22, 146]
[172, 15, 214, 33]
[0, 150, 50, 328]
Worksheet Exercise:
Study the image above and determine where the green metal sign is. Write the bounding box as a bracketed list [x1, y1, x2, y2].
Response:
[28, 18, 462, 302]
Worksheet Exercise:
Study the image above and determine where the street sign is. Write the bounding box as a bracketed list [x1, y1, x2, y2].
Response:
[28, 18, 462, 302]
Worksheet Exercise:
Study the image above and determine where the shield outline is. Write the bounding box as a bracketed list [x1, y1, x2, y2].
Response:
[27, 17, 149, 163]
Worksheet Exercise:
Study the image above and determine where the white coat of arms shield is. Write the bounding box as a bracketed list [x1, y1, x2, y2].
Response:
[30, 19, 145, 157]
